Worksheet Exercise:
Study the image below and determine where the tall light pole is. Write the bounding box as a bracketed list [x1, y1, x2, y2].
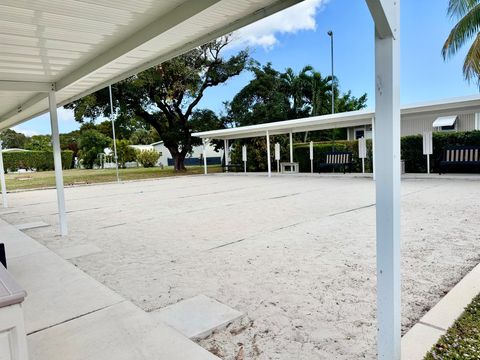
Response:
[109, 85, 120, 182]
[327, 30, 334, 114]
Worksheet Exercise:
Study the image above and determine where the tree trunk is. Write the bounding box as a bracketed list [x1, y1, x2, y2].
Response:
[169, 148, 187, 171]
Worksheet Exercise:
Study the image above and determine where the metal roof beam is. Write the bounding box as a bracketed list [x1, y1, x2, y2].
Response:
[366, 0, 397, 39]
[59, 0, 303, 106]
[0, 93, 48, 124]
[54, 0, 223, 92]
[0, 81, 54, 92]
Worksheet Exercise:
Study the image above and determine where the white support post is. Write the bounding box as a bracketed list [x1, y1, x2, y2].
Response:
[423, 132, 432, 174]
[242, 145, 247, 174]
[224, 139, 229, 172]
[0, 141, 7, 208]
[266, 131, 271, 177]
[359, 137, 367, 174]
[226, 139, 229, 166]
[372, 117, 376, 180]
[109, 85, 120, 183]
[274, 142, 280, 173]
[309, 141, 314, 174]
[203, 139, 208, 175]
[289, 132, 293, 163]
[48, 91, 68, 236]
[370, 0, 401, 358]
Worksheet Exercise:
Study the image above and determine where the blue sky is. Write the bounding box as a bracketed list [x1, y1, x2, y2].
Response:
[14, 0, 478, 136]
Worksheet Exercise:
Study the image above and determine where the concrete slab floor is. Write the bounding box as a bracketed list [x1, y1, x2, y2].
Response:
[15, 221, 50, 231]
[1, 217, 219, 360]
[28, 301, 219, 360]
[3, 174, 480, 359]
[151, 294, 243, 339]
[55, 243, 102, 260]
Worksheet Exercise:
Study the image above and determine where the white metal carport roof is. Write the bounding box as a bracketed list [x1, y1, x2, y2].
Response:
[0, 1, 403, 359]
[193, 94, 480, 140]
[194, 109, 375, 140]
[0, 0, 302, 130]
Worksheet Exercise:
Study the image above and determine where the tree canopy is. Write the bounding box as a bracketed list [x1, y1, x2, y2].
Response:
[225, 62, 367, 170]
[66, 37, 249, 171]
[0, 129, 27, 149]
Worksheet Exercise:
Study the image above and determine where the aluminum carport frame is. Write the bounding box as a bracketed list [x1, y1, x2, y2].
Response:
[0, 0, 400, 358]
[193, 109, 377, 177]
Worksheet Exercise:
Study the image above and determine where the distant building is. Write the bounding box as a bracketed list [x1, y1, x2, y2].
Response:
[346, 95, 480, 140]
[130, 141, 223, 167]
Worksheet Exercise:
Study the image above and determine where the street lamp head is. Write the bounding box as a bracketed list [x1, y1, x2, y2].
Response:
[327, 30, 333, 36]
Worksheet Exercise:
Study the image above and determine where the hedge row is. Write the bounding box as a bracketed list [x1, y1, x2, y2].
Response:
[292, 130, 480, 173]
[294, 140, 373, 173]
[3, 150, 74, 172]
[401, 131, 480, 173]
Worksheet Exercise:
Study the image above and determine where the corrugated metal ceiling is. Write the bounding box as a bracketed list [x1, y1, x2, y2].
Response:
[0, 0, 301, 130]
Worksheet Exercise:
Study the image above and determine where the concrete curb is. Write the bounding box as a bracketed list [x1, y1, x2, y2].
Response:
[401, 262, 480, 359]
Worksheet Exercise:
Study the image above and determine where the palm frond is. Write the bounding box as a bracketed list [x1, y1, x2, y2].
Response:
[442, 3, 480, 58]
[463, 32, 480, 82]
[447, 0, 479, 19]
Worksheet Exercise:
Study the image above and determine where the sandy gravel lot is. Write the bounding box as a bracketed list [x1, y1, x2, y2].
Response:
[2, 174, 479, 359]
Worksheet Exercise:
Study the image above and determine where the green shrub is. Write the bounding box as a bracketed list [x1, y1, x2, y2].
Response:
[230, 136, 293, 172]
[228, 130, 480, 173]
[115, 139, 137, 168]
[402, 130, 480, 173]
[136, 149, 160, 168]
[3, 150, 73, 172]
[294, 140, 373, 172]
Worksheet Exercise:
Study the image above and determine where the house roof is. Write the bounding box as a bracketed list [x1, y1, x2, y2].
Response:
[0, 0, 301, 131]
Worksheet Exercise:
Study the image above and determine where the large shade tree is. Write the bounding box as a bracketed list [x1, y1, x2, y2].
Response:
[442, 0, 480, 83]
[66, 37, 248, 171]
[0, 129, 27, 149]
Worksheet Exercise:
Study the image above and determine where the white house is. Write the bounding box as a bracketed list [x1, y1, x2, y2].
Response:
[130, 141, 223, 167]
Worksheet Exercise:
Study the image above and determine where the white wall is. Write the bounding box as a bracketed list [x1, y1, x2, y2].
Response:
[151, 142, 223, 167]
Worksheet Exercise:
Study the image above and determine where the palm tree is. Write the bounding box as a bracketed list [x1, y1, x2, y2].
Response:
[442, 0, 480, 83]
[280, 66, 312, 119]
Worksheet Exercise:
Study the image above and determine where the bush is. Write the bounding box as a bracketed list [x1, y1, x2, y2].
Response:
[294, 140, 373, 172]
[3, 150, 73, 172]
[230, 135, 294, 172]
[115, 139, 137, 168]
[136, 149, 160, 167]
[401, 130, 480, 173]
[228, 130, 480, 174]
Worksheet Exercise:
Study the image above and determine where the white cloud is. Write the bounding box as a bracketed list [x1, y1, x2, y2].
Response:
[12, 127, 39, 137]
[229, 0, 327, 50]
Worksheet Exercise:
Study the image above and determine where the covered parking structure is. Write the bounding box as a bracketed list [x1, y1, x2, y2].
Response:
[194, 94, 480, 176]
[193, 109, 376, 176]
[0, 1, 401, 358]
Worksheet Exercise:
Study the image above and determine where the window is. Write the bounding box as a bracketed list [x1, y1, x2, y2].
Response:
[476, 113, 480, 130]
[440, 124, 455, 131]
[355, 128, 365, 139]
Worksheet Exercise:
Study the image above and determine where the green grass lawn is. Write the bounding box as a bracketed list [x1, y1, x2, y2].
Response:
[4, 166, 221, 191]
[424, 293, 480, 359]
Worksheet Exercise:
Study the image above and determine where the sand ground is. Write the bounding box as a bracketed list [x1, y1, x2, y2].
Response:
[2, 174, 479, 359]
